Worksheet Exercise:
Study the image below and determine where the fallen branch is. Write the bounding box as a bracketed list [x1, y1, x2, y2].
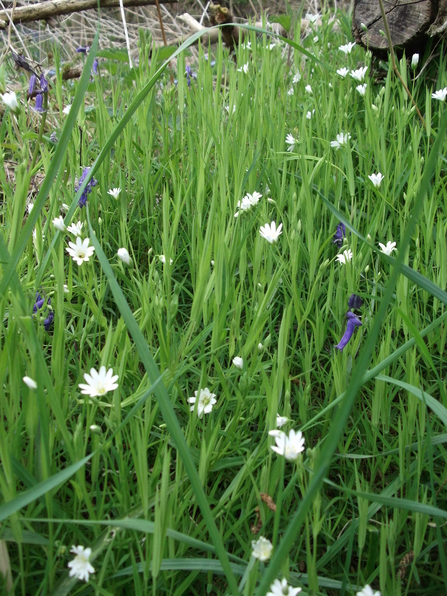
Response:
[0, 0, 177, 29]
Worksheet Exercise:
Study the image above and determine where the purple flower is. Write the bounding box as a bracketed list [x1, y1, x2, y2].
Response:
[92, 59, 99, 75]
[76, 46, 90, 53]
[40, 74, 48, 93]
[29, 74, 37, 95]
[34, 93, 44, 113]
[335, 311, 362, 352]
[348, 293, 362, 309]
[33, 292, 45, 313]
[75, 167, 98, 208]
[44, 310, 54, 331]
[33, 292, 54, 330]
[333, 222, 346, 247]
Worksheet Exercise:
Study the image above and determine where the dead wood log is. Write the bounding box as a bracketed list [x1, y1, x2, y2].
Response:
[353, 0, 447, 54]
[0, 0, 177, 29]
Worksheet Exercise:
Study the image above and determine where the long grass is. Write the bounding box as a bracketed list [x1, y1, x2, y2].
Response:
[1, 11, 447, 596]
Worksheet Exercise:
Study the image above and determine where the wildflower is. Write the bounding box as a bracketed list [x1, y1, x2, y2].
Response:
[305, 13, 320, 23]
[107, 187, 121, 199]
[79, 366, 119, 397]
[63, 104, 71, 115]
[276, 415, 288, 428]
[43, 310, 54, 331]
[269, 429, 305, 461]
[159, 255, 173, 265]
[411, 53, 419, 69]
[251, 536, 273, 561]
[432, 87, 447, 101]
[259, 221, 283, 244]
[76, 46, 90, 53]
[1, 91, 19, 112]
[33, 292, 54, 331]
[369, 172, 385, 187]
[285, 133, 298, 152]
[356, 83, 367, 96]
[66, 237, 95, 265]
[224, 104, 236, 114]
[53, 216, 65, 232]
[305, 84, 312, 94]
[356, 586, 381, 596]
[29, 74, 37, 95]
[34, 94, 45, 113]
[92, 59, 99, 75]
[267, 578, 302, 596]
[292, 72, 301, 84]
[185, 65, 197, 86]
[258, 343, 263, 350]
[117, 247, 131, 265]
[188, 388, 217, 418]
[67, 545, 95, 582]
[335, 311, 362, 351]
[234, 191, 262, 216]
[67, 221, 84, 236]
[23, 376, 37, 389]
[336, 67, 349, 77]
[306, 110, 315, 119]
[331, 132, 351, 150]
[379, 240, 397, 255]
[287, 87, 294, 96]
[336, 249, 353, 264]
[266, 42, 277, 50]
[350, 66, 368, 81]
[241, 41, 251, 50]
[238, 62, 249, 74]
[348, 293, 363, 309]
[339, 41, 356, 54]
[332, 222, 346, 247]
[232, 357, 243, 369]
[75, 167, 98, 208]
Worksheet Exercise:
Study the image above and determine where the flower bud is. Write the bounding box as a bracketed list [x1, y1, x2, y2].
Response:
[117, 247, 131, 265]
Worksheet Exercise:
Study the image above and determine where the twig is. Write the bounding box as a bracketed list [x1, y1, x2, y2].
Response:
[118, 0, 133, 68]
[154, 0, 167, 46]
[377, 0, 426, 131]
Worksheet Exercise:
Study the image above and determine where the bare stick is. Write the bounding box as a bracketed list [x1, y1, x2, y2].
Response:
[0, 0, 177, 29]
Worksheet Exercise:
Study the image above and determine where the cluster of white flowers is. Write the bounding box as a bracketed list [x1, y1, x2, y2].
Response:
[331, 132, 351, 150]
[234, 191, 262, 217]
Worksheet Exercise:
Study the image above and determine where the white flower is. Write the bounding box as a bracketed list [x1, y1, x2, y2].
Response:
[117, 247, 131, 265]
[23, 376, 37, 389]
[66, 237, 95, 265]
[232, 357, 243, 369]
[53, 216, 65, 232]
[224, 104, 236, 114]
[61, 203, 70, 212]
[368, 172, 384, 187]
[313, 36, 319, 43]
[237, 62, 249, 74]
[305, 84, 312, 94]
[259, 221, 283, 244]
[337, 67, 349, 78]
[432, 87, 447, 101]
[305, 12, 319, 23]
[356, 84, 367, 96]
[276, 415, 288, 428]
[67, 545, 95, 582]
[306, 110, 315, 119]
[356, 585, 381, 596]
[336, 249, 353, 264]
[63, 104, 72, 115]
[292, 72, 301, 84]
[67, 221, 84, 236]
[252, 536, 273, 561]
[287, 87, 294, 96]
[63, 284, 69, 293]
[339, 42, 356, 54]
[1, 91, 19, 112]
[331, 132, 351, 150]
[159, 254, 173, 265]
[107, 188, 121, 199]
[266, 42, 277, 50]
[269, 429, 305, 461]
[27, 202, 34, 214]
[188, 388, 217, 418]
[258, 343, 263, 350]
[241, 41, 251, 50]
[285, 133, 298, 152]
[350, 66, 368, 82]
[267, 578, 302, 596]
[78, 366, 119, 397]
[411, 53, 419, 69]
[235, 191, 262, 216]
[378, 240, 397, 255]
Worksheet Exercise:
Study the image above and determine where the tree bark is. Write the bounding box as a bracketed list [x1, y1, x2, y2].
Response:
[353, 0, 447, 53]
[0, 0, 177, 29]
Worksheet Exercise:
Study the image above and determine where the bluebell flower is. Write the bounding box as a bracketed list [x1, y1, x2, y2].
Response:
[33, 292, 54, 330]
[34, 93, 44, 113]
[92, 59, 99, 75]
[75, 167, 98, 208]
[76, 46, 90, 53]
[40, 74, 48, 93]
[335, 311, 362, 351]
[33, 292, 45, 313]
[348, 293, 362, 309]
[333, 222, 346, 247]
[44, 310, 54, 331]
[185, 65, 192, 87]
[29, 74, 37, 95]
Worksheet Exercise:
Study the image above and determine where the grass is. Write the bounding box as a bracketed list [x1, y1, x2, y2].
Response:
[1, 11, 447, 596]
